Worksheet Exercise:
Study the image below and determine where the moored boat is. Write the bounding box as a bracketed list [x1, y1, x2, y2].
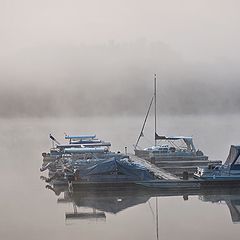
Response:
[134, 75, 219, 175]
[42, 134, 111, 163]
[41, 133, 170, 186]
[194, 145, 240, 181]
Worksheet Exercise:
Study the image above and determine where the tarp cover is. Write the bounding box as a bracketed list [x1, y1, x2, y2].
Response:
[225, 145, 240, 166]
[81, 158, 155, 181]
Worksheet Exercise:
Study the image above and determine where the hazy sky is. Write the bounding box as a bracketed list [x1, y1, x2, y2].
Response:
[0, 0, 240, 117]
[1, 0, 240, 60]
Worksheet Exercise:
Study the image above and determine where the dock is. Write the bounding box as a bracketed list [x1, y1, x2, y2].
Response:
[129, 154, 178, 180]
[157, 160, 222, 175]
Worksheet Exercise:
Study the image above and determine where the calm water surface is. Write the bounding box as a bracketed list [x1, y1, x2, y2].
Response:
[1, 115, 240, 240]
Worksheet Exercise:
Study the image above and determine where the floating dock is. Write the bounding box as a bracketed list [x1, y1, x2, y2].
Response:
[128, 154, 178, 180]
[70, 154, 240, 191]
[156, 159, 222, 176]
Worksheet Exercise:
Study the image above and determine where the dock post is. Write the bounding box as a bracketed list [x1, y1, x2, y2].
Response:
[68, 181, 73, 193]
[182, 171, 189, 180]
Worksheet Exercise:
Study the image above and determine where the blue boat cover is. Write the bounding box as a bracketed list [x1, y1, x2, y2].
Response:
[81, 158, 155, 181]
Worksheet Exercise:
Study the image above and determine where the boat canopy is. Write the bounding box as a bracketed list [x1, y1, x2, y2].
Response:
[65, 135, 96, 140]
[155, 134, 193, 141]
[225, 145, 240, 167]
[64, 147, 107, 154]
[58, 142, 111, 149]
[155, 134, 196, 152]
[70, 139, 102, 144]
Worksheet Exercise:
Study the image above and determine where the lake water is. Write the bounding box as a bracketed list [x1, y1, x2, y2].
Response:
[1, 114, 240, 240]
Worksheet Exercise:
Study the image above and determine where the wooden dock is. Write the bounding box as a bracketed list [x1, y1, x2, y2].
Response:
[129, 154, 178, 180]
[131, 153, 222, 176]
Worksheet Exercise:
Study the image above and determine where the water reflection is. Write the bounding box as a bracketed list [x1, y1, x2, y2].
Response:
[2, 116, 240, 240]
[199, 191, 240, 223]
[46, 184, 152, 221]
[44, 182, 240, 224]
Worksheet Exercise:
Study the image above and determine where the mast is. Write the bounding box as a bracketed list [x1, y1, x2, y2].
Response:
[154, 74, 157, 146]
[135, 96, 154, 149]
[135, 74, 158, 149]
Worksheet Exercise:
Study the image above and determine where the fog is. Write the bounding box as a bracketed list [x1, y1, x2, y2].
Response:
[2, 3, 240, 239]
[1, 0, 240, 117]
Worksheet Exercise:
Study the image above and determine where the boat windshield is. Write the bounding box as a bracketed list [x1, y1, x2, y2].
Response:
[144, 138, 195, 153]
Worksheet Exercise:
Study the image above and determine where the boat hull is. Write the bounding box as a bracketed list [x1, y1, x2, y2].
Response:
[52, 177, 240, 194]
[137, 179, 240, 189]
[135, 149, 208, 162]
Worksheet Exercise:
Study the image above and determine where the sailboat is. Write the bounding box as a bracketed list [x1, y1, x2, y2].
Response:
[134, 74, 212, 176]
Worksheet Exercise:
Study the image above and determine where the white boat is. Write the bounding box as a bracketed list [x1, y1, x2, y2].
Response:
[41, 134, 164, 185]
[42, 134, 111, 162]
[41, 134, 118, 184]
[135, 135, 208, 161]
[194, 145, 240, 180]
[134, 75, 210, 174]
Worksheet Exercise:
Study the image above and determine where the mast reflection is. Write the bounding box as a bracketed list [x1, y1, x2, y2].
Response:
[45, 183, 240, 224]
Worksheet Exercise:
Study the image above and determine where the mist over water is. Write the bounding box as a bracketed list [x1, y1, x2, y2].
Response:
[1, 1, 240, 117]
[1, 1, 240, 239]
[0, 115, 240, 240]
[1, 41, 240, 117]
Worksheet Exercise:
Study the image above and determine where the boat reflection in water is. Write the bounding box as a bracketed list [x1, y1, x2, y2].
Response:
[45, 183, 240, 224]
[199, 190, 240, 224]
[47, 184, 153, 222]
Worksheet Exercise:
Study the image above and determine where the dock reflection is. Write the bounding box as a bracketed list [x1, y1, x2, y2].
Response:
[50, 185, 153, 221]
[45, 184, 240, 224]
